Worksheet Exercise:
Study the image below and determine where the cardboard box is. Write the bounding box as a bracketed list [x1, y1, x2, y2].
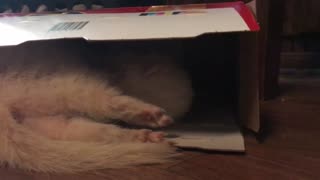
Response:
[0, 1, 260, 152]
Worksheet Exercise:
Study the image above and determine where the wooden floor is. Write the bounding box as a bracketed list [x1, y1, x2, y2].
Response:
[2, 76, 320, 180]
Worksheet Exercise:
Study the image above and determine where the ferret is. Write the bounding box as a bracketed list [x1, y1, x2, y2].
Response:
[0, 40, 193, 173]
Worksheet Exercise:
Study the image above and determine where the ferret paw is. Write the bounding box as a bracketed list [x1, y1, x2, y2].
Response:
[133, 129, 165, 143]
[134, 106, 174, 128]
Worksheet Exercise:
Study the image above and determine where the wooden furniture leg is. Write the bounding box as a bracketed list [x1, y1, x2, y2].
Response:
[257, 0, 285, 100]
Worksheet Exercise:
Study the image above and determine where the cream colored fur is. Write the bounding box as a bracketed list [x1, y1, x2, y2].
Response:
[0, 40, 193, 173]
[0, 72, 177, 173]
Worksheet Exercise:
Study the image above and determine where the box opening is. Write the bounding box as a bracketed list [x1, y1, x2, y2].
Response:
[0, 2, 260, 152]
[85, 34, 244, 151]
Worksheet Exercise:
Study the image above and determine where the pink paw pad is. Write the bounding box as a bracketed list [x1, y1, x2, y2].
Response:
[135, 129, 165, 143]
[139, 108, 174, 128]
[148, 132, 165, 143]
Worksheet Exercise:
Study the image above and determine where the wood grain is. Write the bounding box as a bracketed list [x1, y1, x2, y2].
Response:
[283, 0, 320, 35]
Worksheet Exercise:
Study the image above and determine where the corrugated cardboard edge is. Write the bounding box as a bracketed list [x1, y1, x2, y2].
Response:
[239, 32, 260, 132]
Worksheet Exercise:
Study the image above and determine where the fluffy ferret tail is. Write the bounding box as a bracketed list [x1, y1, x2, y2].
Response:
[0, 107, 177, 173]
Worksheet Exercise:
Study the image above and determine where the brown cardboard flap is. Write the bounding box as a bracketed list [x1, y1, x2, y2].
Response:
[165, 108, 245, 152]
[239, 33, 260, 132]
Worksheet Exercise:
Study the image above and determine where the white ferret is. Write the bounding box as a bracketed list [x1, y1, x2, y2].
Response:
[0, 40, 193, 173]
